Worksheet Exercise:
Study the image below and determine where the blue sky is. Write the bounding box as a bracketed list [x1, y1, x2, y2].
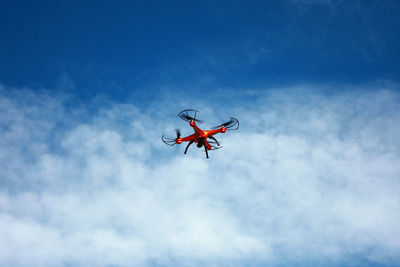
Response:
[1, 1, 400, 99]
[1, 1, 400, 267]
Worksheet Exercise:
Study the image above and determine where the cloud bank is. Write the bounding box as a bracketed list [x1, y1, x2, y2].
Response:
[0, 83, 400, 266]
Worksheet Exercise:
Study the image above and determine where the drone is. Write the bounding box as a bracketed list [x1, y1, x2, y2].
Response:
[162, 109, 239, 158]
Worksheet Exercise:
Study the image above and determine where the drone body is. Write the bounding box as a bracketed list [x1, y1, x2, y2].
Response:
[162, 109, 239, 158]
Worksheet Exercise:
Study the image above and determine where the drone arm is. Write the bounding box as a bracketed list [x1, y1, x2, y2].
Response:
[189, 121, 203, 133]
[206, 128, 225, 136]
[179, 133, 196, 142]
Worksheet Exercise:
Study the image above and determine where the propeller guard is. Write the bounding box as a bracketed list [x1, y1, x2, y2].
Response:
[178, 109, 202, 123]
[162, 135, 177, 146]
[226, 117, 239, 130]
[213, 117, 239, 130]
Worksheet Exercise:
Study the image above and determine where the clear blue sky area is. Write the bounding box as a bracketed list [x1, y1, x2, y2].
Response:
[1, 1, 400, 100]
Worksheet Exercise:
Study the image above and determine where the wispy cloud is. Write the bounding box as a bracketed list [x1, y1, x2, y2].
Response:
[0, 83, 400, 266]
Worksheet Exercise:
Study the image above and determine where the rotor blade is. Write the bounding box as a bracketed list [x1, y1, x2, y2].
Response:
[213, 120, 231, 129]
[178, 109, 203, 123]
[182, 114, 203, 122]
[175, 129, 181, 138]
[213, 117, 239, 130]
[182, 114, 195, 121]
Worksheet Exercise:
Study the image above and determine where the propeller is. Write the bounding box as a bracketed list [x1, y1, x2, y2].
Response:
[180, 113, 202, 122]
[178, 109, 203, 123]
[162, 128, 182, 146]
[175, 129, 181, 139]
[213, 117, 239, 130]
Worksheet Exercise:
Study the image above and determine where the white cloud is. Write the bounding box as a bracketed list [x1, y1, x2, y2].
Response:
[0, 83, 400, 266]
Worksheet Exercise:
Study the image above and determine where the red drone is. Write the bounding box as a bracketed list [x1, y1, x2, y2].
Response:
[162, 109, 239, 158]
